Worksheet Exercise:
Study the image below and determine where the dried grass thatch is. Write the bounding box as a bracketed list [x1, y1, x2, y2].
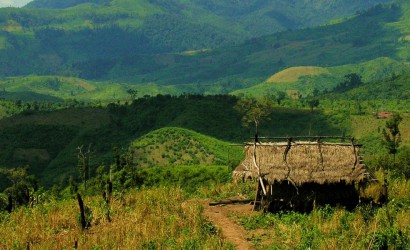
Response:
[233, 141, 370, 186]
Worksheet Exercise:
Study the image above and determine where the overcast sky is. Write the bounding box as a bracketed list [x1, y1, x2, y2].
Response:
[0, 0, 32, 8]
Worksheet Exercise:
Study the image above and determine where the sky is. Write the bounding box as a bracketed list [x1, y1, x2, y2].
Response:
[0, 0, 32, 8]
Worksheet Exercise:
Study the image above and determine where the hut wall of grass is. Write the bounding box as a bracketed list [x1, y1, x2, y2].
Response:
[234, 141, 368, 185]
[233, 139, 376, 212]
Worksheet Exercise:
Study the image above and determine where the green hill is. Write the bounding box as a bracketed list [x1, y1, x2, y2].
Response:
[325, 70, 410, 101]
[129, 127, 243, 167]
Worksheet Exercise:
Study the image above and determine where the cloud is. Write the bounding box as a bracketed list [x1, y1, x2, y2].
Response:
[0, 0, 32, 8]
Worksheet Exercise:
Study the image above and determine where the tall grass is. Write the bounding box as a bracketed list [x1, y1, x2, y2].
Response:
[231, 177, 410, 249]
[0, 187, 229, 249]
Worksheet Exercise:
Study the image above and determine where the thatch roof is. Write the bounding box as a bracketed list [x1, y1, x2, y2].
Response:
[233, 141, 370, 185]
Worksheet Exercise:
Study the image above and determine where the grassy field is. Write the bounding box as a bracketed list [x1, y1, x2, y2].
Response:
[235, 177, 410, 249]
[0, 173, 408, 249]
[0, 187, 232, 249]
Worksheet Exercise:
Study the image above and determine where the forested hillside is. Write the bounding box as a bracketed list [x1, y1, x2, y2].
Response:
[0, 2, 391, 70]
[0, 94, 348, 186]
[0, 0, 407, 98]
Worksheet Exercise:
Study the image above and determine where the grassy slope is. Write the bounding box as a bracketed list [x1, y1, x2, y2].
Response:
[129, 127, 243, 167]
[349, 113, 410, 155]
[232, 57, 410, 97]
[319, 71, 410, 154]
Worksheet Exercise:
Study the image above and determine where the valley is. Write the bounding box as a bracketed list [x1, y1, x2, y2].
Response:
[0, 0, 409, 249]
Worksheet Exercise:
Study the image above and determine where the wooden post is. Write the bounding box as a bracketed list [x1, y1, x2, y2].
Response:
[107, 180, 113, 204]
[77, 193, 87, 229]
[6, 195, 12, 213]
[259, 177, 267, 196]
[253, 181, 261, 211]
[106, 180, 113, 222]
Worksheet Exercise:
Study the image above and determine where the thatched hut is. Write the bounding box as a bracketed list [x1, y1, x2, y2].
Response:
[233, 136, 382, 212]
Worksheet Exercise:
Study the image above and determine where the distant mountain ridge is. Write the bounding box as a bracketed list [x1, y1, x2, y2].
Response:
[21, 0, 392, 46]
[0, 0, 407, 99]
[26, 0, 108, 9]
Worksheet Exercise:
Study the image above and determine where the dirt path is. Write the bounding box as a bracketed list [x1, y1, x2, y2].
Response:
[200, 200, 255, 250]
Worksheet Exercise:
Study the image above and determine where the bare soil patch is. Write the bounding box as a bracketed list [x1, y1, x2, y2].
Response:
[199, 200, 255, 250]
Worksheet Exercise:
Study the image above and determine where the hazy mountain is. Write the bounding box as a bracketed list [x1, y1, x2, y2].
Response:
[24, 0, 391, 37]
[0, 0, 405, 97]
[0, 0, 31, 8]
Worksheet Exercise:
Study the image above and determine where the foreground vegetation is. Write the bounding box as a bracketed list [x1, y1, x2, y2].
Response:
[0, 169, 408, 249]
[236, 176, 410, 249]
[0, 107, 410, 249]
[0, 187, 231, 249]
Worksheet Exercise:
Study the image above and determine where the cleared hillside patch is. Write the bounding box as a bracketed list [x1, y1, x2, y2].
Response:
[266, 66, 331, 83]
[130, 127, 243, 167]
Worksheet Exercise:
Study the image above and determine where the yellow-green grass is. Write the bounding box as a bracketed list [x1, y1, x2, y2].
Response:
[181, 49, 212, 56]
[0, 20, 22, 33]
[229, 174, 410, 249]
[0, 76, 97, 98]
[350, 113, 410, 145]
[233, 57, 410, 97]
[0, 75, 185, 101]
[0, 187, 229, 249]
[266, 66, 331, 83]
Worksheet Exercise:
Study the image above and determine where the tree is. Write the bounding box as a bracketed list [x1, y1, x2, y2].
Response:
[335, 73, 363, 92]
[234, 98, 274, 139]
[275, 91, 287, 105]
[312, 88, 320, 97]
[77, 144, 92, 192]
[382, 113, 402, 161]
[127, 89, 138, 101]
[0, 166, 38, 210]
[307, 98, 320, 112]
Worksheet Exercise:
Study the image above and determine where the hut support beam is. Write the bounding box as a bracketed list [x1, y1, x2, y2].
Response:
[253, 181, 261, 211]
[259, 177, 267, 196]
